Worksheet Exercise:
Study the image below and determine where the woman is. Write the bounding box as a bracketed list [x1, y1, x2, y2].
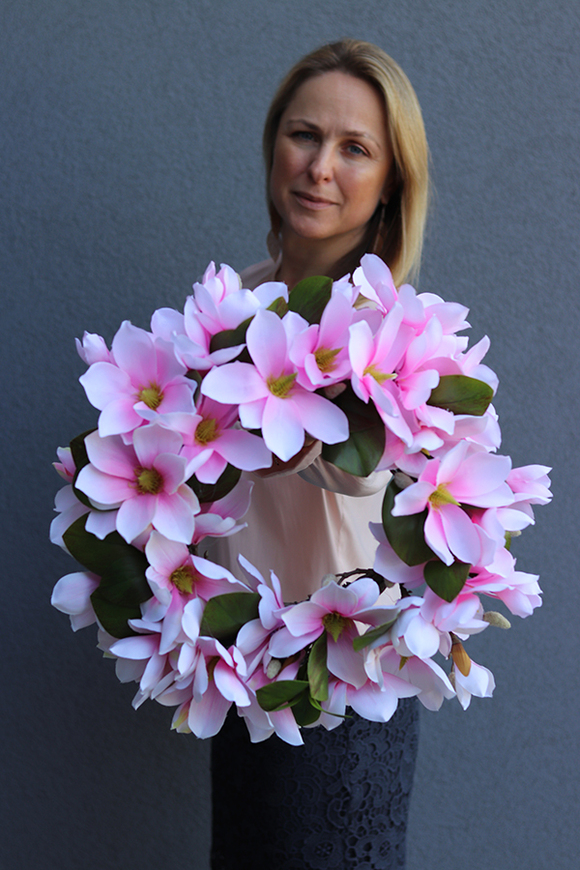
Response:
[210, 39, 430, 870]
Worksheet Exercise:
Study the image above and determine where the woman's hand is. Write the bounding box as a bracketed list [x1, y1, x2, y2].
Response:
[254, 438, 322, 479]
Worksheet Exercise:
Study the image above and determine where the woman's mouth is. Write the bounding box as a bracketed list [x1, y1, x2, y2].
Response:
[293, 191, 336, 209]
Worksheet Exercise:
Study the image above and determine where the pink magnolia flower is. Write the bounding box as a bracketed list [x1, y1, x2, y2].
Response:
[201, 309, 349, 461]
[75, 331, 113, 365]
[190, 260, 288, 336]
[452, 658, 495, 710]
[170, 636, 251, 739]
[318, 671, 418, 728]
[235, 559, 289, 677]
[289, 292, 354, 389]
[193, 478, 254, 543]
[349, 306, 416, 447]
[173, 396, 271, 483]
[53, 446, 76, 482]
[272, 577, 398, 689]
[50, 481, 118, 548]
[505, 464, 552, 523]
[353, 254, 428, 329]
[465, 547, 542, 618]
[107, 625, 181, 710]
[50, 484, 89, 549]
[79, 320, 195, 438]
[51, 571, 99, 631]
[241, 657, 305, 745]
[143, 531, 247, 654]
[173, 297, 245, 372]
[392, 442, 513, 566]
[75, 425, 202, 544]
[379, 647, 455, 711]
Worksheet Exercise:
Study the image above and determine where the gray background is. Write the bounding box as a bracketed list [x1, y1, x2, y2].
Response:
[2, 1, 578, 868]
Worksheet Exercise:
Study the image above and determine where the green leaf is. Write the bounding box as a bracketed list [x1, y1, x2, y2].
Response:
[292, 691, 321, 726]
[70, 428, 95, 472]
[427, 375, 494, 417]
[382, 479, 435, 566]
[70, 429, 96, 509]
[199, 592, 260, 643]
[63, 516, 149, 587]
[352, 618, 398, 651]
[90, 590, 142, 639]
[321, 385, 385, 476]
[188, 463, 242, 503]
[255, 679, 310, 712]
[287, 275, 332, 324]
[267, 296, 289, 318]
[424, 559, 470, 602]
[307, 634, 328, 701]
[185, 369, 203, 402]
[209, 316, 253, 354]
[62, 515, 151, 637]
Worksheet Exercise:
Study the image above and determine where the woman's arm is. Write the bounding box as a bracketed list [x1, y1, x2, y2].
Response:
[254, 438, 390, 496]
[298, 454, 391, 496]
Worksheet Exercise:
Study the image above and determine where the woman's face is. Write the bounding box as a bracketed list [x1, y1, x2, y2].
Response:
[270, 71, 393, 254]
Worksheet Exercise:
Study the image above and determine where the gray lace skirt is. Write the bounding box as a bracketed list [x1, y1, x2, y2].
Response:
[211, 697, 419, 870]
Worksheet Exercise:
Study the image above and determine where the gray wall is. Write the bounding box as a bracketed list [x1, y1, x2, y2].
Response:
[2, 1, 578, 868]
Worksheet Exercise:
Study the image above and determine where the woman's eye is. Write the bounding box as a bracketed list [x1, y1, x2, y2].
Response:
[293, 130, 315, 142]
[346, 143, 366, 156]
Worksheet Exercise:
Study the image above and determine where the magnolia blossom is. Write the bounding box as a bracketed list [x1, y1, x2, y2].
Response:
[79, 320, 195, 438]
[75, 331, 113, 365]
[201, 309, 349, 461]
[379, 647, 455, 711]
[289, 292, 354, 389]
[174, 396, 272, 483]
[272, 577, 399, 689]
[75, 425, 202, 544]
[170, 636, 251, 739]
[392, 442, 513, 566]
[452, 659, 495, 710]
[143, 531, 247, 653]
[51, 571, 99, 631]
[193, 478, 254, 543]
[464, 547, 543, 618]
[189, 260, 288, 336]
[349, 307, 415, 447]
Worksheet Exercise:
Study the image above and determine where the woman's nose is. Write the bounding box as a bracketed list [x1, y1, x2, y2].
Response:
[308, 145, 334, 183]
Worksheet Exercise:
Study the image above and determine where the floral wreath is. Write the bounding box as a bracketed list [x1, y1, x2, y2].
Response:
[51, 254, 551, 745]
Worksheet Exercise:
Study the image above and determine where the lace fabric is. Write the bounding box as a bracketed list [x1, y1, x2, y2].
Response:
[211, 697, 419, 870]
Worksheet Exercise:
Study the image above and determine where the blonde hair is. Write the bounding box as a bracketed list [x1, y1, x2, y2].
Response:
[263, 39, 430, 285]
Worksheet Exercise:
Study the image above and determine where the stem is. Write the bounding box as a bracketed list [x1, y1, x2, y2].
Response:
[334, 568, 393, 594]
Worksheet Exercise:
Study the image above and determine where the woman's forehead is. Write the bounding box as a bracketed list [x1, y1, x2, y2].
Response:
[280, 71, 388, 143]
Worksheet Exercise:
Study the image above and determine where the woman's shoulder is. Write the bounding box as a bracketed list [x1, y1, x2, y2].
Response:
[240, 257, 278, 290]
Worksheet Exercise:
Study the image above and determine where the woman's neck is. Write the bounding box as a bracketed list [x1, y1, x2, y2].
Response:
[276, 232, 366, 290]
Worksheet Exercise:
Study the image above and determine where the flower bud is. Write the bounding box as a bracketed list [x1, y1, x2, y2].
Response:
[266, 659, 282, 679]
[482, 611, 511, 629]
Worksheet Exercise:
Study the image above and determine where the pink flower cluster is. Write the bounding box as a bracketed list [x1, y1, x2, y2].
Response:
[51, 256, 551, 742]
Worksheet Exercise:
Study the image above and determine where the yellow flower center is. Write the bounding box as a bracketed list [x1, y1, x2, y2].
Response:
[363, 364, 395, 384]
[195, 418, 218, 444]
[322, 612, 348, 643]
[314, 346, 341, 373]
[137, 383, 164, 410]
[135, 466, 163, 495]
[267, 372, 297, 398]
[169, 565, 196, 594]
[428, 483, 460, 508]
